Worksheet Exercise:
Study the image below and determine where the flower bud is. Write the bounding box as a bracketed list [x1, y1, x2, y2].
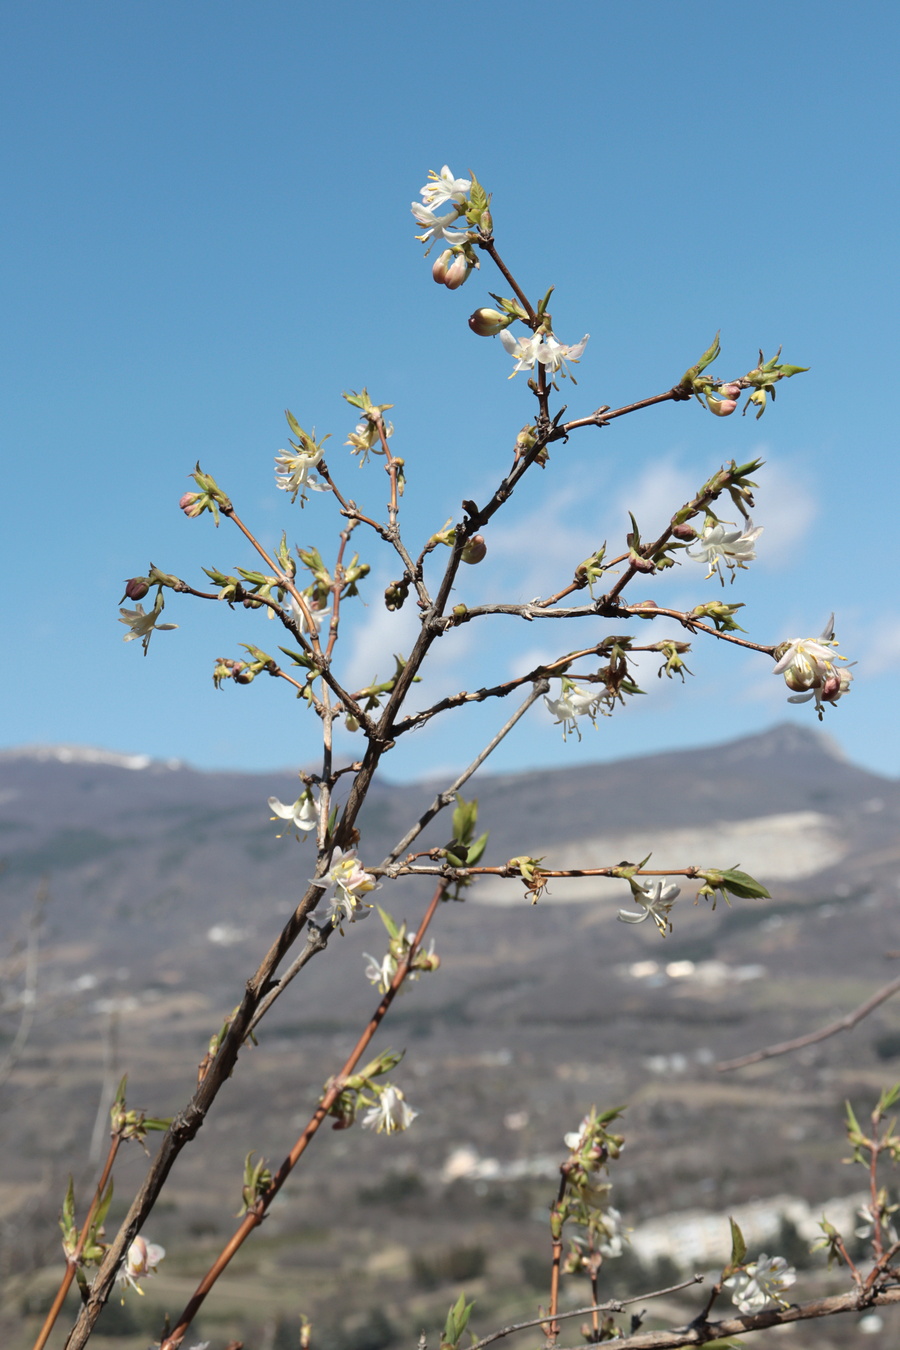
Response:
[345, 713, 360, 733]
[432, 250, 452, 285]
[629, 554, 655, 573]
[706, 395, 738, 417]
[444, 254, 470, 289]
[122, 577, 150, 601]
[670, 523, 696, 541]
[461, 535, 487, 564]
[719, 382, 742, 399]
[783, 666, 815, 693]
[468, 307, 508, 336]
[179, 491, 203, 517]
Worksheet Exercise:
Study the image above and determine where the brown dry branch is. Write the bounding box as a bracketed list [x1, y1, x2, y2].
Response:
[553, 1285, 900, 1350]
[717, 973, 900, 1071]
[158, 880, 447, 1350]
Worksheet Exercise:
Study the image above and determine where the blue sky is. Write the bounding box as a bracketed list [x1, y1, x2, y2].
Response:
[3, 1, 898, 783]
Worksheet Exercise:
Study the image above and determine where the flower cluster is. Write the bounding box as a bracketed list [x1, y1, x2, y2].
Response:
[772, 616, 853, 718]
[500, 329, 589, 381]
[724, 1253, 797, 1313]
[316, 849, 380, 930]
[274, 412, 330, 505]
[687, 516, 763, 584]
[411, 166, 472, 255]
[363, 908, 440, 994]
[544, 680, 602, 741]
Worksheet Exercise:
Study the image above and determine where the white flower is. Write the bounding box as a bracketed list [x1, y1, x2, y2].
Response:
[410, 202, 469, 254]
[420, 166, 471, 209]
[535, 332, 589, 380]
[564, 1115, 593, 1152]
[724, 1253, 796, 1313]
[361, 1084, 418, 1134]
[598, 1207, 628, 1258]
[499, 329, 545, 376]
[364, 950, 396, 993]
[617, 879, 680, 935]
[772, 616, 853, 718]
[317, 849, 379, 930]
[268, 793, 317, 836]
[500, 330, 589, 380]
[544, 681, 599, 741]
[116, 1235, 165, 1294]
[274, 443, 329, 504]
[118, 603, 177, 654]
[290, 595, 329, 635]
[855, 1203, 899, 1245]
[687, 517, 763, 583]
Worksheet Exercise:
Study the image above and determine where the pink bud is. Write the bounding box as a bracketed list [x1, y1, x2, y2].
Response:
[820, 672, 842, 701]
[179, 491, 203, 517]
[123, 577, 150, 601]
[461, 534, 487, 564]
[629, 555, 655, 573]
[719, 383, 742, 399]
[670, 524, 696, 541]
[707, 396, 737, 417]
[444, 254, 470, 290]
[432, 250, 452, 284]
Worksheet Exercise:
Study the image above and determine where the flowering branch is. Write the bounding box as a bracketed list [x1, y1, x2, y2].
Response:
[158, 880, 447, 1350]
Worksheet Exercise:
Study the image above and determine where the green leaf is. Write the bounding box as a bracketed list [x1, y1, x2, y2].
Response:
[729, 1216, 747, 1269]
[719, 868, 771, 900]
[93, 1179, 114, 1229]
[376, 906, 400, 940]
[465, 832, 489, 867]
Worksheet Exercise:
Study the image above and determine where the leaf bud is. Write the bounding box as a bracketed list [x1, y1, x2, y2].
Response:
[461, 535, 487, 564]
[468, 307, 509, 336]
[122, 577, 150, 601]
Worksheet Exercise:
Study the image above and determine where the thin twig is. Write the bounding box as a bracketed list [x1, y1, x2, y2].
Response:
[382, 680, 549, 868]
[717, 973, 900, 1071]
[468, 1279, 704, 1350]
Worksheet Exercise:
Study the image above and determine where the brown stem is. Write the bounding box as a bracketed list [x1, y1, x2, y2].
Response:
[476, 236, 536, 321]
[556, 388, 685, 436]
[717, 973, 900, 1071]
[159, 881, 447, 1350]
[32, 1135, 121, 1350]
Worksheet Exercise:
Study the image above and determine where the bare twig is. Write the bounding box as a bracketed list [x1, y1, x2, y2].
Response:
[468, 1279, 704, 1350]
[717, 973, 900, 1071]
[382, 680, 549, 868]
